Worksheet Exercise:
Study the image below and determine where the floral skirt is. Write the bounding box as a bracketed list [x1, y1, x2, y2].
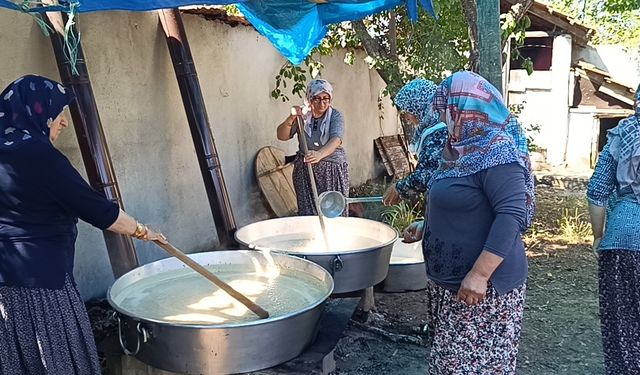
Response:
[292, 157, 349, 216]
[598, 250, 640, 375]
[0, 275, 101, 375]
[425, 280, 526, 375]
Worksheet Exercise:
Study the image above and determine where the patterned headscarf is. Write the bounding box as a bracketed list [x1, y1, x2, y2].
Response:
[303, 79, 333, 145]
[607, 83, 640, 202]
[0, 75, 74, 151]
[394, 78, 443, 154]
[432, 71, 535, 229]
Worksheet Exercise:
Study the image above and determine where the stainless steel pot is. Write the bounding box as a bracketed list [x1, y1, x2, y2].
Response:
[380, 240, 428, 292]
[235, 217, 398, 293]
[107, 250, 333, 375]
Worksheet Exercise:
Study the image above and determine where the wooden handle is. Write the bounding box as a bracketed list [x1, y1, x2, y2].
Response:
[153, 240, 270, 319]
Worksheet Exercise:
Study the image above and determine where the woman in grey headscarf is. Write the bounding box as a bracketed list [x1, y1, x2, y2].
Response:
[276, 79, 349, 215]
[587, 83, 640, 375]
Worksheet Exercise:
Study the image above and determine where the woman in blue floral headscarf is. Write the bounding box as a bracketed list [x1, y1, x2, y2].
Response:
[419, 71, 533, 374]
[587, 83, 640, 375]
[382, 79, 448, 214]
[0, 75, 166, 374]
[276, 79, 349, 215]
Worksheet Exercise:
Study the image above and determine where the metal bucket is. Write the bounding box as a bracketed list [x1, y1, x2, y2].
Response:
[379, 239, 428, 292]
[235, 216, 397, 293]
[107, 250, 333, 374]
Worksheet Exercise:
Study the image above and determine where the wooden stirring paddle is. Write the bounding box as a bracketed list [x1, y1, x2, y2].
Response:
[153, 240, 270, 319]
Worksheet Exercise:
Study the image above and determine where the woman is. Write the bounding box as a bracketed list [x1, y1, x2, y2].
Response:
[409, 71, 534, 374]
[0, 75, 166, 374]
[587, 84, 640, 375]
[276, 79, 349, 215]
[382, 78, 448, 211]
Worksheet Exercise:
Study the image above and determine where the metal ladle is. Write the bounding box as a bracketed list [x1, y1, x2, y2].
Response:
[318, 191, 383, 218]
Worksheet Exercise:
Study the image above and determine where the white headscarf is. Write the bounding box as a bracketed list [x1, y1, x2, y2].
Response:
[303, 79, 333, 145]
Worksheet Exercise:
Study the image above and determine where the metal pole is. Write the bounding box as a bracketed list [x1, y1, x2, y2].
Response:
[477, 0, 503, 94]
[158, 9, 237, 248]
[44, 13, 139, 277]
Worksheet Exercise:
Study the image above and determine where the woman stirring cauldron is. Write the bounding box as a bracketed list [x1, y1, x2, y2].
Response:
[276, 79, 349, 216]
[0, 75, 166, 374]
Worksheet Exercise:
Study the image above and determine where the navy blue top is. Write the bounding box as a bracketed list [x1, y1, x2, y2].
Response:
[423, 162, 528, 294]
[0, 141, 120, 289]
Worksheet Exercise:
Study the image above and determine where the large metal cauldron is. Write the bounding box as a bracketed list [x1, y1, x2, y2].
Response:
[108, 250, 333, 374]
[235, 217, 397, 293]
[380, 239, 428, 292]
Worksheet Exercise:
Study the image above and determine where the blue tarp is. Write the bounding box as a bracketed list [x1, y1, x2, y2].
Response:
[0, 0, 436, 65]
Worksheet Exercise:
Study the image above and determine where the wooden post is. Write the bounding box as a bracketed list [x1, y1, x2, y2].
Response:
[44, 13, 139, 278]
[477, 0, 503, 94]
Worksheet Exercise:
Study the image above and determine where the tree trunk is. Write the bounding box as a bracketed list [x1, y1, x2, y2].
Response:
[352, 20, 402, 94]
[460, 0, 479, 72]
[462, 0, 534, 73]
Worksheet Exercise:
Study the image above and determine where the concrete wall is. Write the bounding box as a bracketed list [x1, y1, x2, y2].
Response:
[0, 11, 397, 300]
[508, 35, 573, 165]
[565, 110, 598, 169]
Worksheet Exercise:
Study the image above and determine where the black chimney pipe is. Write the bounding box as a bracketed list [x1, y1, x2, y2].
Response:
[158, 9, 237, 248]
[44, 13, 139, 277]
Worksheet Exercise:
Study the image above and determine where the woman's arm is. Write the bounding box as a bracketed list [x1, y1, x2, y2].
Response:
[107, 209, 166, 242]
[306, 137, 342, 163]
[277, 114, 297, 141]
[457, 163, 527, 305]
[586, 144, 616, 250]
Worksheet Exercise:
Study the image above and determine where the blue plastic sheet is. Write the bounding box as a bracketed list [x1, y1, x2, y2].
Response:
[0, 0, 436, 65]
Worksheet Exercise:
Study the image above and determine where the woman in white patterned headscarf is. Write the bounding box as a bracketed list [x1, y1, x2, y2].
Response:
[276, 79, 349, 215]
[587, 83, 640, 375]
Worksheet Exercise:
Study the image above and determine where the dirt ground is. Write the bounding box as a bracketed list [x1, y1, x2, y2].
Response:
[333, 185, 604, 374]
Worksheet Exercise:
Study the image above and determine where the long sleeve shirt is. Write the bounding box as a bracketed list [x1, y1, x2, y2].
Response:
[587, 143, 640, 251]
[396, 127, 448, 197]
[0, 141, 120, 289]
[424, 162, 528, 294]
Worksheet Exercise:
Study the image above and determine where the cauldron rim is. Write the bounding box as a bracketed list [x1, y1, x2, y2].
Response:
[235, 216, 398, 256]
[107, 250, 334, 329]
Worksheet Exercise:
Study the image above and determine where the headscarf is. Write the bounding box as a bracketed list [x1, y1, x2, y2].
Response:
[0, 75, 74, 151]
[394, 78, 446, 155]
[432, 71, 535, 228]
[607, 84, 640, 202]
[303, 79, 333, 145]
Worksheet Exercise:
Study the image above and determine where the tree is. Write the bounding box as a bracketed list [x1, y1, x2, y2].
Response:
[548, 0, 640, 47]
[270, 0, 534, 101]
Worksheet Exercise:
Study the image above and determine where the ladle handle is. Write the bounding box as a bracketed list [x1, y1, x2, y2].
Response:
[152, 240, 270, 319]
[347, 196, 383, 204]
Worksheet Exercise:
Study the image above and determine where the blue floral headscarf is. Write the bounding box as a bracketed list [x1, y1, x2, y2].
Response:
[607, 83, 640, 202]
[432, 71, 535, 229]
[394, 79, 442, 151]
[0, 75, 74, 151]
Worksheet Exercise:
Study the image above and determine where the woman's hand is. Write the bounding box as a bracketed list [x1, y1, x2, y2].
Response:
[457, 270, 489, 305]
[402, 220, 424, 243]
[592, 237, 602, 254]
[383, 184, 401, 206]
[145, 227, 168, 244]
[291, 105, 303, 118]
[305, 150, 324, 164]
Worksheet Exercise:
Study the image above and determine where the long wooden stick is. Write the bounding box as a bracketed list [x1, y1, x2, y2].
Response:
[294, 113, 331, 250]
[153, 240, 269, 319]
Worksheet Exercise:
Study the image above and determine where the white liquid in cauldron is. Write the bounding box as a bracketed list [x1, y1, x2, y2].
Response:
[113, 265, 329, 325]
[253, 233, 382, 253]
